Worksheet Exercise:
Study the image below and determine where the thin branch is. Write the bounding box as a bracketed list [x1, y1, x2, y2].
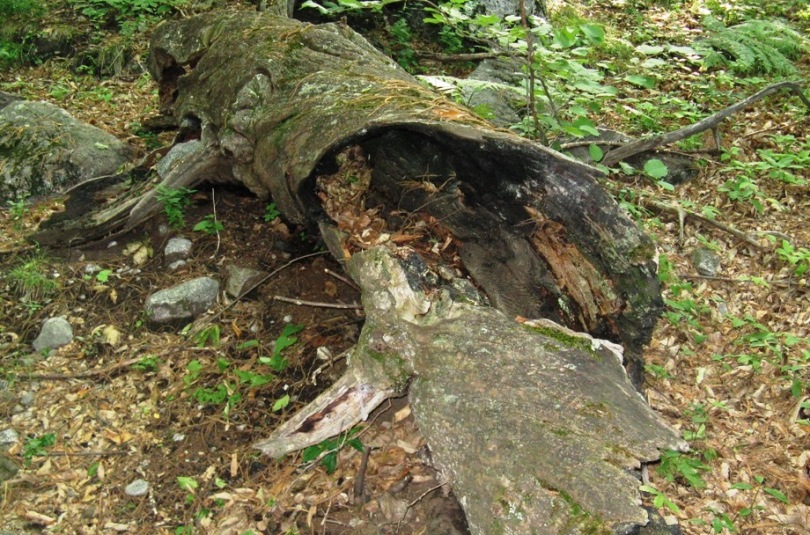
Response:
[14, 356, 145, 381]
[642, 198, 763, 249]
[272, 295, 362, 310]
[602, 81, 810, 167]
[519, 0, 549, 145]
[415, 51, 516, 61]
[324, 268, 360, 291]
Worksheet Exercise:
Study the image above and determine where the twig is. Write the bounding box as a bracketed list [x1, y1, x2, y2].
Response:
[519, 0, 549, 145]
[642, 198, 764, 249]
[415, 51, 516, 61]
[34, 450, 131, 457]
[210, 188, 221, 258]
[13, 356, 145, 381]
[352, 446, 372, 504]
[272, 295, 362, 309]
[602, 81, 810, 167]
[396, 482, 446, 533]
[188, 250, 328, 336]
[324, 268, 360, 291]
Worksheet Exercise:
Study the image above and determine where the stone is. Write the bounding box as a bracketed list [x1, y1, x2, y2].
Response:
[144, 277, 220, 323]
[690, 247, 721, 277]
[0, 455, 18, 483]
[19, 392, 34, 407]
[0, 429, 19, 451]
[164, 237, 193, 268]
[124, 479, 149, 496]
[225, 265, 267, 298]
[0, 100, 134, 203]
[32, 317, 74, 353]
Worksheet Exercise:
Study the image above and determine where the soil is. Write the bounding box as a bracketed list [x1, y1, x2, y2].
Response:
[0, 185, 470, 534]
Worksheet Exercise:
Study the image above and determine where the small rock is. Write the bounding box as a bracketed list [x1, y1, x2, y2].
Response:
[19, 392, 34, 407]
[84, 264, 102, 274]
[0, 429, 19, 450]
[225, 265, 267, 298]
[167, 260, 187, 271]
[164, 237, 193, 268]
[32, 317, 74, 353]
[690, 247, 721, 277]
[124, 479, 149, 496]
[144, 277, 220, 323]
[0, 455, 19, 483]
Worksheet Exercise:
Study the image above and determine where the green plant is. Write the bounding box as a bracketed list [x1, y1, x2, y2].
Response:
[697, 16, 807, 76]
[301, 426, 364, 474]
[193, 214, 224, 235]
[640, 484, 680, 514]
[23, 432, 56, 465]
[656, 449, 710, 489]
[259, 323, 304, 372]
[132, 355, 160, 372]
[263, 202, 280, 222]
[156, 185, 196, 229]
[68, 0, 186, 36]
[775, 239, 810, 276]
[193, 325, 221, 348]
[7, 252, 59, 301]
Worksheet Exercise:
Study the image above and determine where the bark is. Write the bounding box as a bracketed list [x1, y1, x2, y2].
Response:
[32, 11, 682, 534]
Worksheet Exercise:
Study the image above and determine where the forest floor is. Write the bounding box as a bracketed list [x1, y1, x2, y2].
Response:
[1, 1, 809, 534]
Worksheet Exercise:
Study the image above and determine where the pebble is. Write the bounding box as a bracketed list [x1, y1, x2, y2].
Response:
[0, 429, 19, 448]
[19, 392, 34, 407]
[124, 479, 149, 496]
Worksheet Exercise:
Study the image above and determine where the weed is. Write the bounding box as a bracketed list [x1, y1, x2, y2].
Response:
[639, 484, 680, 514]
[656, 449, 710, 488]
[7, 252, 58, 302]
[301, 426, 364, 474]
[132, 355, 160, 372]
[155, 185, 196, 229]
[23, 432, 56, 465]
[193, 214, 224, 235]
[263, 202, 280, 222]
[193, 324, 221, 347]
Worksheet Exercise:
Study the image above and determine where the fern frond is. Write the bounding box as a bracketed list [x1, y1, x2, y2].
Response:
[697, 17, 806, 76]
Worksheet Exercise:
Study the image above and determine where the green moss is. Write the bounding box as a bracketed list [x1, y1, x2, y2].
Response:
[522, 324, 596, 357]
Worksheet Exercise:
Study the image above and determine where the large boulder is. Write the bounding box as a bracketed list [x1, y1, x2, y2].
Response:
[0, 100, 134, 203]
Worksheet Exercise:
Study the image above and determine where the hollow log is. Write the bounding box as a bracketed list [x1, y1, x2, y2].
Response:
[33, 11, 683, 534]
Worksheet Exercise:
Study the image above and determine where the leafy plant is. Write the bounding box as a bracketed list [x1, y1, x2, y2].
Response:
[259, 323, 305, 372]
[263, 202, 281, 222]
[132, 355, 160, 372]
[656, 449, 710, 489]
[7, 252, 59, 302]
[640, 484, 680, 514]
[193, 325, 221, 348]
[23, 432, 56, 465]
[68, 0, 186, 36]
[193, 214, 224, 235]
[301, 426, 364, 474]
[697, 16, 807, 76]
[156, 185, 196, 229]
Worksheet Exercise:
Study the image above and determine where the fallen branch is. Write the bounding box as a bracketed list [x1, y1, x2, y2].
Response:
[642, 198, 764, 249]
[602, 81, 810, 167]
[272, 295, 362, 309]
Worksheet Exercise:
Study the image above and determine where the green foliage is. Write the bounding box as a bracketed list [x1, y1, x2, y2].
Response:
[193, 214, 224, 235]
[775, 239, 810, 276]
[193, 325, 221, 348]
[132, 355, 161, 372]
[697, 16, 807, 76]
[23, 432, 56, 465]
[7, 252, 59, 302]
[0, 0, 43, 18]
[68, 0, 187, 36]
[156, 185, 196, 229]
[656, 449, 710, 489]
[301, 426, 364, 474]
[640, 484, 680, 514]
[263, 202, 281, 222]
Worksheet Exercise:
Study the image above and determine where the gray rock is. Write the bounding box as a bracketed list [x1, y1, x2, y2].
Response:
[476, 0, 543, 19]
[144, 277, 220, 323]
[0, 91, 21, 110]
[124, 478, 149, 496]
[0, 429, 19, 450]
[164, 237, 193, 268]
[690, 247, 721, 277]
[19, 392, 34, 407]
[0, 101, 134, 203]
[0, 455, 19, 483]
[225, 265, 267, 298]
[32, 317, 74, 353]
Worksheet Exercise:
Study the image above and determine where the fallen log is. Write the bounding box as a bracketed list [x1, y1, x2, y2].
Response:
[33, 10, 684, 533]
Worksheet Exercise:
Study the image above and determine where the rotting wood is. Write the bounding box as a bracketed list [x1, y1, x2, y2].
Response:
[29, 11, 683, 534]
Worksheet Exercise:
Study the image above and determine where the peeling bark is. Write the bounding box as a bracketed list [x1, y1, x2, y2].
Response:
[31, 12, 682, 534]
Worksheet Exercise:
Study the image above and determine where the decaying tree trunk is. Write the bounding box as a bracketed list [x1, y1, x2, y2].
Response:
[34, 11, 686, 534]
